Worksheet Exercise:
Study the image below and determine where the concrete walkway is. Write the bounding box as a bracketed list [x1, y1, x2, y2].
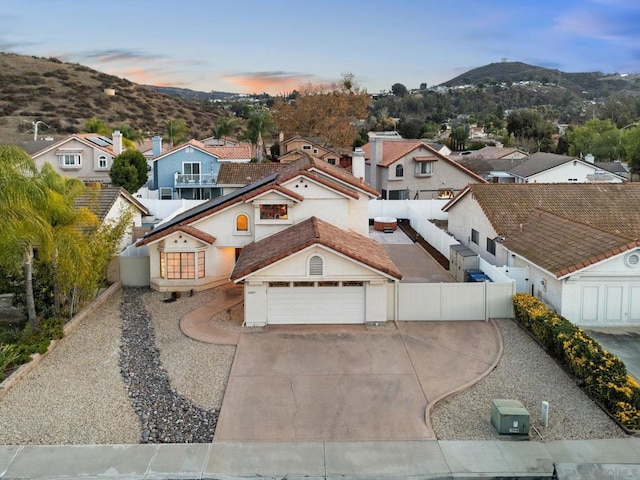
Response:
[2, 438, 639, 479]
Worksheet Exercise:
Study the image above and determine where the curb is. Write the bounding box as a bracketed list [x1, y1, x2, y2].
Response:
[423, 318, 505, 431]
[0, 282, 122, 397]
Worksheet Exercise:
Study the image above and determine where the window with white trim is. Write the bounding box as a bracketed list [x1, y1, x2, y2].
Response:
[160, 251, 205, 279]
[98, 155, 108, 169]
[235, 213, 250, 233]
[58, 153, 81, 167]
[309, 255, 323, 276]
[160, 188, 173, 200]
[415, 162, 433, 175]
[395, 164, 404, 177]
[259, 204, 288, 219]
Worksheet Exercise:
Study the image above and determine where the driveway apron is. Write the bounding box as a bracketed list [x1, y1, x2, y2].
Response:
[213, 321, 501, 442]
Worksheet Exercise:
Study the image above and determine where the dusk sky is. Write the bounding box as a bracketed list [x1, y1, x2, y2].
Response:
[1, 0, 639, 95]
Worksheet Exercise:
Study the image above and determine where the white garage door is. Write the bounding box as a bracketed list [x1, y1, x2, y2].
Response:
[267, 281, 365, 324]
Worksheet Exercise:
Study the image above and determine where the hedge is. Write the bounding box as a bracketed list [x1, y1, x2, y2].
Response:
[512, 293, 640, 430]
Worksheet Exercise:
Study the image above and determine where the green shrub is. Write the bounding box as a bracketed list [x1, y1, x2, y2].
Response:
[513, 293, 640, 429]
[0, 344, 20, 381]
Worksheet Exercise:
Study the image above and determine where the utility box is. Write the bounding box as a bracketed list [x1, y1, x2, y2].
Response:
[449, 244, 479, 282]
[491, 399, 530, 435]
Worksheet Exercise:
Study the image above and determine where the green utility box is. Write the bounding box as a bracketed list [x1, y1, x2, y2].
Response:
[491, 399, 530, 435]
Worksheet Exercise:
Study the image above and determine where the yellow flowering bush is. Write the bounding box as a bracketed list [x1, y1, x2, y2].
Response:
[512, 293, 640, 430]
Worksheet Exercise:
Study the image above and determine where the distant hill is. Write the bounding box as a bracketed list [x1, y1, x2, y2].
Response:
[0, 52, 226, 145]
[440, 61, 640, 99]
[152, 86, 237, 102]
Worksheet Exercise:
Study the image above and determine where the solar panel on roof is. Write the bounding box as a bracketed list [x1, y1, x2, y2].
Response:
[87, 136, 113, 147]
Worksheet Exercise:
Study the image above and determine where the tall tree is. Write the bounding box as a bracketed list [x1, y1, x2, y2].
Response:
[0, 146, 49, 327]
[271, 73, 370, 148]
[211, 117, 238, 144]
[241, 110, 275, 160]
[84, 117, 111, 135]
[506, 108, 555, 152]
[165, 118, 188, 147]
[567, 119, 621, 161]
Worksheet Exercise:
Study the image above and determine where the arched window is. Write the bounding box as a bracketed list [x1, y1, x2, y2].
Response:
[236, 214, 248, 231]
[395, 164, 404, 177]
[309, 255, 323, 276]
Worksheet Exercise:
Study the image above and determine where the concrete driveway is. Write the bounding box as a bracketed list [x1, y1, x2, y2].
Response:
[213, 321, 501, 442]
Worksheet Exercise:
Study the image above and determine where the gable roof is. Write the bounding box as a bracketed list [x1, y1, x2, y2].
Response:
[473, 146, 527, 159]
[502, 209, 640, 278]
[137, 156, 379, 245]
[446, 183, 640, 240]
[362, 139, 487, 183]
[217, 162, 286, 185]
[151, 139, 252, 163]
[507, 152, 578, 178]
[137, 224, 216, 246]
[75, 186, 149, 221]
[230, 216, 402, 281]
[32, 134, 117, 158]
[444, 183, 640, 277]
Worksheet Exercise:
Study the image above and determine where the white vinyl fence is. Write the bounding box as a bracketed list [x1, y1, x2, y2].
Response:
[369, 199, 449, 221]
[393, 281, 516, 321]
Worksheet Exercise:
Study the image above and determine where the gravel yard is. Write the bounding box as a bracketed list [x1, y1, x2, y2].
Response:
[0, 286, 628, 445]
[430, 319, 627, 440]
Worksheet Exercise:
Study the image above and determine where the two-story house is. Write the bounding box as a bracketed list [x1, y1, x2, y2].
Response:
[150, 140, 252, 200]
[32, 131, 125, 185]
[363, 134, 487, 199]
[443, 183, 640, 326]
[278, 135, 344, 166]
[136, 155, 402, 326]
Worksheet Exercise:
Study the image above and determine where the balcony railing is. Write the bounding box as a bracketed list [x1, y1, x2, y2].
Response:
[174, 173, 218, 187]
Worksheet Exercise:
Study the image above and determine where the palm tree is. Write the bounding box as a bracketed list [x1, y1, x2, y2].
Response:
[114, 124, 145, 149]
[241, 110, 274, 160]
[211, 117, 238, 145]
[165, 118, 188, 147]
[84, 117, 111, 136]
[0, 146, 50, 327]
[38, 164, 98, 316]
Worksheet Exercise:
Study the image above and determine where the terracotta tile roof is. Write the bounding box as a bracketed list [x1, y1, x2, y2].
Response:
[464, 183, 640, 241]
[362, 139, 487, 183]
[32, 134, 116, 157]
[502, 209, 640, 278]
[137, 224, 216, 246]
[230, 216, 402, 281]
[75, 186, 149, 221]
[217, 162, 286, 185]
[207, 144, 252, 160]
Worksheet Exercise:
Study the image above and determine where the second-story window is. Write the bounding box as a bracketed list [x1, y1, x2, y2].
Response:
[98, 155, 108, 169]
[486, 237, 496, 255]
[58, 153, 81, 167]
[236, 214, 249, 232]
[259, 204, 288, 220]
[395, 164, 404, 177]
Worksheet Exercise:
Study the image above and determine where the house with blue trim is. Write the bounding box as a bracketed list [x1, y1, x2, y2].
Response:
[151, 140, 252, 200]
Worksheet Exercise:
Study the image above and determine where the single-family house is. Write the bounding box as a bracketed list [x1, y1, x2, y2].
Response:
[362, 134, 487, 199]
[508, 152, 626, 183]
[150, 140, 252, 200]
[468, 146, 528, 160]
[136, 154, 402, 326]
[32, 131, 125, 185]
[278, 135, 344, 166]
[76, 185, 150, 252]
[443, 183, 640, 326]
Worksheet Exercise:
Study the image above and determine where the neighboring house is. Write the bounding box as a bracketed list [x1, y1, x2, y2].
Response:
[426, 142, 452, 156]
[362, 134, 487, 199]
[443, 183, 640, 326]
[470, 146, 528, 160]
[508, 152, 626, 183]
[150, 140, 252, 200]
[455, 156, 527, 183]
[216, 162, 286, 196]
[200, 136, 238, 147]
[136, 155, 402, 326]
[32, 131, 125, 185]
[278, 135, 343, 166]
[76, 186, 150, 252]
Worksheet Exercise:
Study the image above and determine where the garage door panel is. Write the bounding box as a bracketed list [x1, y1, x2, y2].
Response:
[267, 283, 365, 324]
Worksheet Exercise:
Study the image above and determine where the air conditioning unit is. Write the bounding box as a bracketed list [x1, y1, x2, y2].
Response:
[491, 399, 530, 436]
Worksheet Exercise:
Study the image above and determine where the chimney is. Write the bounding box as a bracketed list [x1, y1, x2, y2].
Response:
[152, 136, 163, 157]
[584, 153, 595, 164]
[369, 134, 384, 194]
[112, 130, 123, 155]
[351, 147, 365, 180]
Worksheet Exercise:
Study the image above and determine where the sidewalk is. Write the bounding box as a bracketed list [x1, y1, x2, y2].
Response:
[1, 438, 639, 479]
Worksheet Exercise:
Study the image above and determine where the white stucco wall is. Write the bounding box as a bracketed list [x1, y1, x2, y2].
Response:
[522, 162, 624, 184]
[103, 197, 142, 252]
[446, 194, 500, 264]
